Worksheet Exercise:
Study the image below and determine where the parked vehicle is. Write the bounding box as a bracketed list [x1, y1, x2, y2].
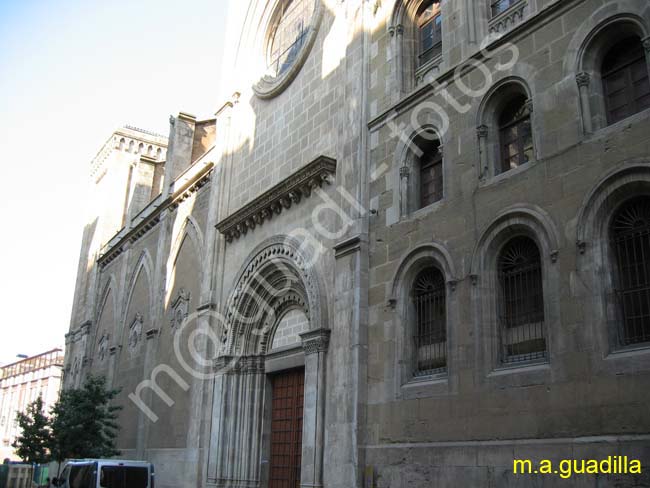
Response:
[51, 460, 154, 488]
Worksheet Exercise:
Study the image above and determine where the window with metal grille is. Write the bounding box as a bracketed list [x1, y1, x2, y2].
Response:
[419, 145, 443, 208]
[610, 197, 650, 346]
[490, 0, 520, 17]
[268, 0, 314, 78]
[412, 267, 447, 375]
[498, 94, 533, 174]
[497, 236, 546, 363]
[602, 37, 650, 125]
[418, 1, 442, 66]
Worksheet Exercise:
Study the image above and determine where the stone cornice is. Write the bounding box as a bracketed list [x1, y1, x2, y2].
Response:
[98, 162, 214, 268]
[216, 156, 337, 243]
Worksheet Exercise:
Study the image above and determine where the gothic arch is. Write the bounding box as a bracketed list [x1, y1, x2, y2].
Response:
[221, 235, 328, 357]
[119, 250, 154, 346]
[91, 275, 118, 363]
[165, 216, 204, 303]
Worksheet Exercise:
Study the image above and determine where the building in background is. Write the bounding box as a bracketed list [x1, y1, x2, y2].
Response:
[65, 0, 650, 487]
[0, 349, 64, 461]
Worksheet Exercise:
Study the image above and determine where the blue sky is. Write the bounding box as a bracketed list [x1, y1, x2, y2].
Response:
[0, 0, 231, 364]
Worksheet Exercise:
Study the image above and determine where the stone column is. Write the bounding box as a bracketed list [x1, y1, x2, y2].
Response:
[477, 125, 489, 179]
[207, 355, 265, 488]
[389, 24, 405, 97]
[300, 328, 331, 488]
[576, 72, 592, 134]
[399, 166, 410, 217]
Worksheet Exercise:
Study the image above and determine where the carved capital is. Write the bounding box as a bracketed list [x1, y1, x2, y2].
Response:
[643, 36, 650, 53]
[145, 328, 160, 340]
[399, 166, 410, 179]
[575, 71, 591, 88]
[525, 98, 534, 113]
[300, 329, 331, 355]
[477, 125, 489, 139]
[388, 24, 404, 37]
[577, 240, 587, 255]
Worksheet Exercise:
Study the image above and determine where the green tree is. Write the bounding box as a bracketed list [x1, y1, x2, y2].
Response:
[50, 375, 121, 462]
[12, 395, 51, 464]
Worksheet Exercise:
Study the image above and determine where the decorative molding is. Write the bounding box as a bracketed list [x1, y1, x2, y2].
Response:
[388, 24, 404, 37]
[300, 329, 331, 355]
[217, 156, 336, 243]
[128, 313, 144, 351]
[477, 125, 489, 139]
[550, 250, 559, 263]
[575, 72, 591, 88]
[334, 234, 363, 259]
[145, 328, 160, 340]
[213, 355, 265, 374]
[109, 345, 120, 356]
[97, 334, 109, 362]
[488, 0, 528, 35]
[169, 288, 191, 332]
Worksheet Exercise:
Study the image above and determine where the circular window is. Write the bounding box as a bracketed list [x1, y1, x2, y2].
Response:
[253, 0, 322, 99]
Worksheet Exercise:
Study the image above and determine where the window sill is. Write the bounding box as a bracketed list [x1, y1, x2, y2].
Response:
[403, 198, 445, 222]
[488, 359, 549, 377]
[400, 373, 449, 399]
[585, 107, 650, 141]
[479, 159, 538, 188]
[605, 344, 650, 360]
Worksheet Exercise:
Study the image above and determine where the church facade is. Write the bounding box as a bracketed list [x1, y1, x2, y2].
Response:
[66, 0, 650, 487]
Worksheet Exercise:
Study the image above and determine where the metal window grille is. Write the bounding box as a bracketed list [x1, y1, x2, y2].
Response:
[420, 147, 443, 208]
[412, 267, 447, 375]
[610, 197, 650, 346]
[603, 37, 650, 125]
[499, 95, 533, 173]
[490, 0, 520, 17]
[418, 2, 442, 66]
[498, 236, 547, 363]
[268, 0, 314, 78]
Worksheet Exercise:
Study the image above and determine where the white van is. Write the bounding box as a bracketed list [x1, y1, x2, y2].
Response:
[52, 459, 155, 488]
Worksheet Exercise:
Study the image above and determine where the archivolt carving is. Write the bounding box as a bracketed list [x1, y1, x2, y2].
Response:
[220, 236, 327, 356]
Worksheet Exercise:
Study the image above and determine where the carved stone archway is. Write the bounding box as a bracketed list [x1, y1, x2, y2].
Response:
[207, 235, 330, 488]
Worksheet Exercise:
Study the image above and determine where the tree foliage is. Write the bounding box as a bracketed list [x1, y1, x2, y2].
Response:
[11, 395, 51, 464]
[49, 375, 121, 462]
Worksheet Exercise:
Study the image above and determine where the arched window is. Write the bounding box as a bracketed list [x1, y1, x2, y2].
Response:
[497, 236, 546, 363]
[490, 0, 517, 17]
[498, 94, 533, 174]
[411, 267, 446, 375]
[267, 0, 314, 78]
[602, 37, 650, 125]
[419, 137, 443, 209]
[417, 1, 442, 67]
[610, 197, 650, 346]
